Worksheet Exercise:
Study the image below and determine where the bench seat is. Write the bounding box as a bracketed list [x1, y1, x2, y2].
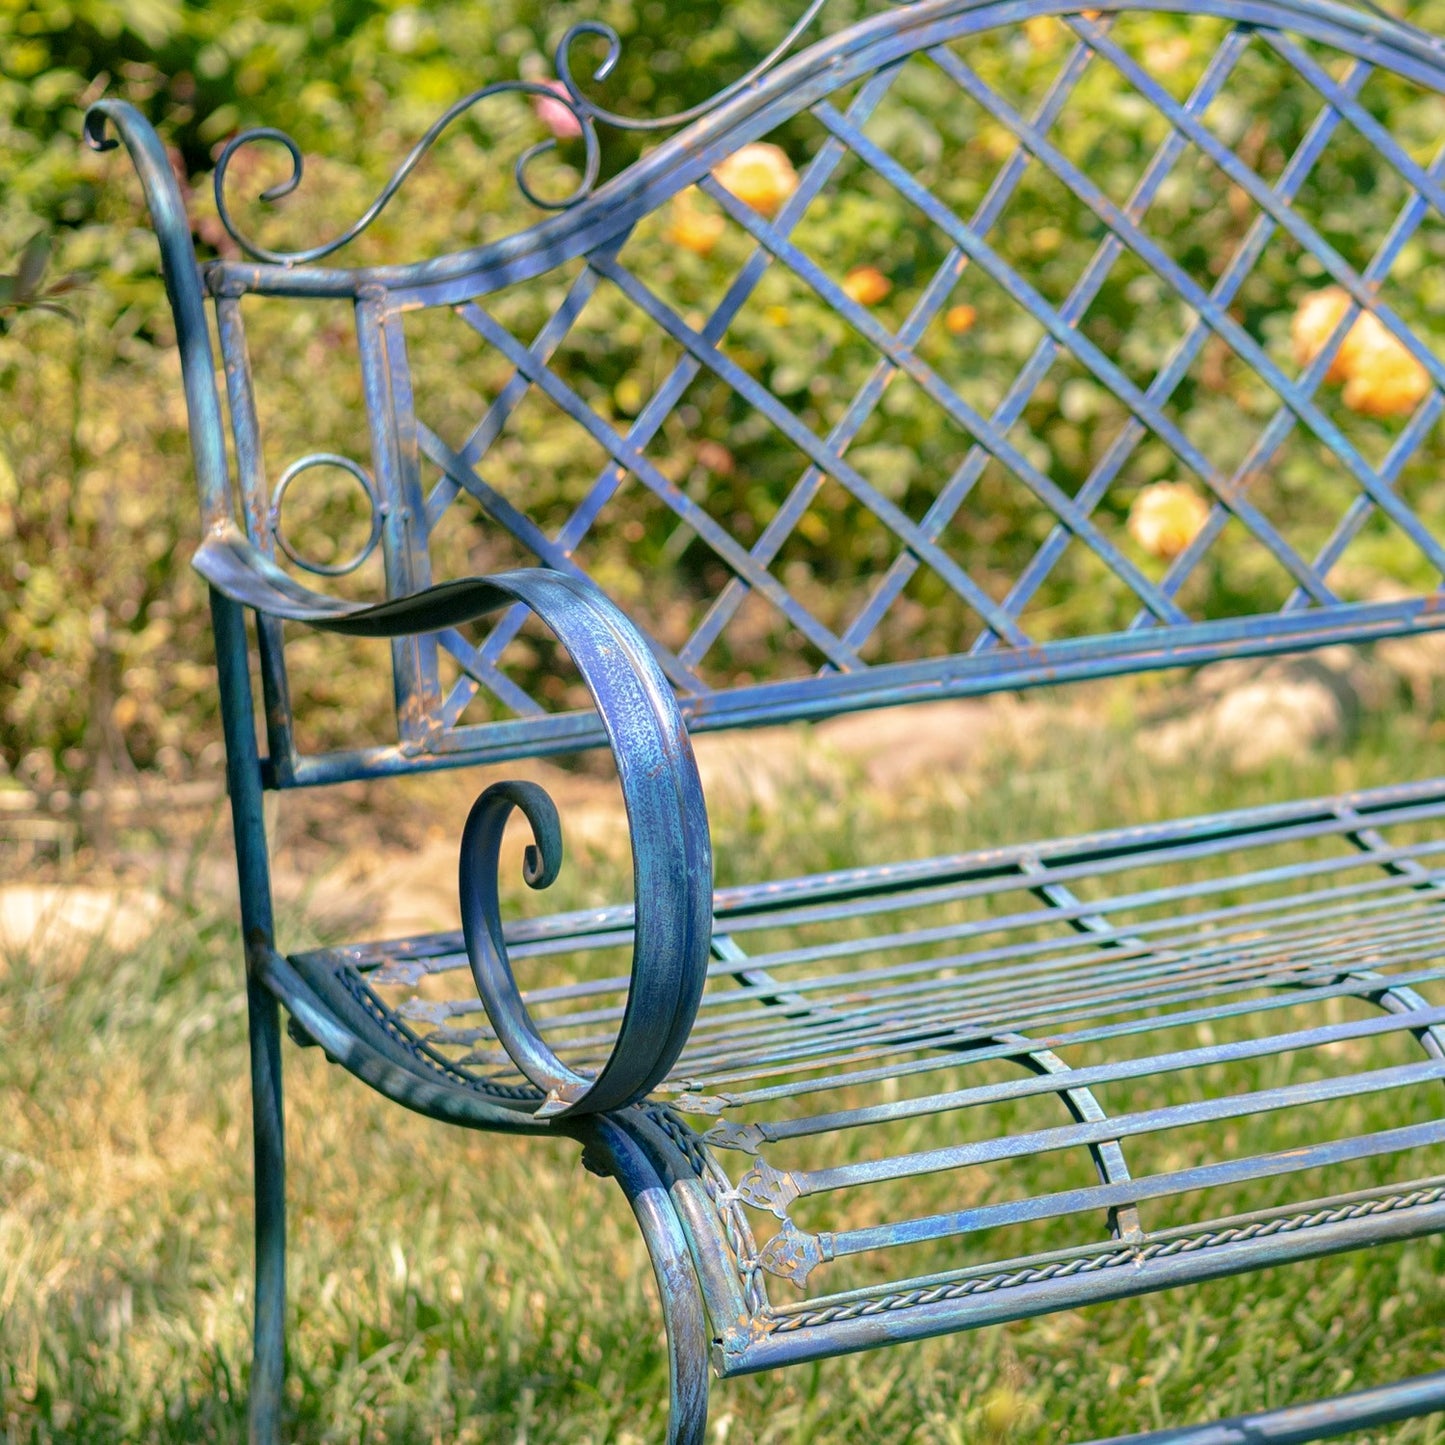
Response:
[285, 773, 1445, 1373]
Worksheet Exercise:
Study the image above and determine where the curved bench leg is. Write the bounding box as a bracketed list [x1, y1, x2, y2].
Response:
[247, 981, 287, 1445]
[582, 1117, 711, 1445]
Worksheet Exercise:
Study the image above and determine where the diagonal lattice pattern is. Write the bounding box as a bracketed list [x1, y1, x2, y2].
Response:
[215, 6, 1445, 774]
[381, 12, 1445, 761]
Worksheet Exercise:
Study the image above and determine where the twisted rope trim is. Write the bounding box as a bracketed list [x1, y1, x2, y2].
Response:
[764, 1185, 1445, 1333]
[645, 1105, 770, 1315]
[337, 965, 544, 1102]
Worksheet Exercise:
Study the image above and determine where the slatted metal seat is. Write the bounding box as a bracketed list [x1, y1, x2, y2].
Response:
[291, 774, 1445, 1372]
[88, 0, 1445, 1437]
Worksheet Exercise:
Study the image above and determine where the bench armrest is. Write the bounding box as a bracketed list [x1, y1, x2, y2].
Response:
[195, 524, 713, 1118]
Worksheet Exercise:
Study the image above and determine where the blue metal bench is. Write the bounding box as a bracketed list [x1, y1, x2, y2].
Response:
[87, 0, 1445, 1437]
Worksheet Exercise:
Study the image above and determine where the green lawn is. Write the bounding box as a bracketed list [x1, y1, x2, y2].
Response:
[2, 684, 1443, 1443]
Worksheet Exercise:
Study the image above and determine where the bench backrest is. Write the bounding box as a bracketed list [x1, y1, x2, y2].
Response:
[115, 0, 1445, 785]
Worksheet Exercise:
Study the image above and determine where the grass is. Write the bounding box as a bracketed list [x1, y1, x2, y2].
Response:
[2, 679, 1444, 1444]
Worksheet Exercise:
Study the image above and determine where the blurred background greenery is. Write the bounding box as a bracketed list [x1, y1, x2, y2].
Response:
[5, 7, 1445, 1443]
[3, 0, 800, 806]
[5, 0, 1445, 815]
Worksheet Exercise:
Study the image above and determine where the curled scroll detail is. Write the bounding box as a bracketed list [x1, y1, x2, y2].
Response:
[213, 81, 600, 265]
[553, 2, 832, 133]
[186, 530, 716, 1118]
[459, 781, 580, 1107]
[209, 3, 842, 264]
[454, 576, 714, 1119]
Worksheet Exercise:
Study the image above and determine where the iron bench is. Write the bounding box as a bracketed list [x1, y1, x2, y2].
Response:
[87, 0, 1445, 1437]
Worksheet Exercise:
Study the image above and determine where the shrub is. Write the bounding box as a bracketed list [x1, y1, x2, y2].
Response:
[5, 0, 1445, 803]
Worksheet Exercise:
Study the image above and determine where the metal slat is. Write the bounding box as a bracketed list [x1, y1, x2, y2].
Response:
[827, 1117, 1445, 1260]
[1079, 1367, 1445, 1445]
[707, 1004, 1445, 1147]
[758, 1059, 1445, 1204]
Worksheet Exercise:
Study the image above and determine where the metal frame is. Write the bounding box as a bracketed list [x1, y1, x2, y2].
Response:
[84, 0, 1445, 1438]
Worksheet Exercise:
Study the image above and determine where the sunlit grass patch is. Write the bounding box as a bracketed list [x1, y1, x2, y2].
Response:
[2, 691, 1443, 1443]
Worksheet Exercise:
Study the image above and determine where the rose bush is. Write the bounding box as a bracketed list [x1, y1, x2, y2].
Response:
[6, 0, 1445, 806]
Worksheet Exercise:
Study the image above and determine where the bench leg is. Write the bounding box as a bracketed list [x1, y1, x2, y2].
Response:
[583, 1117, 711, 1445]
[246, 978, 287, 1445]
[211, 591, 289, 1445]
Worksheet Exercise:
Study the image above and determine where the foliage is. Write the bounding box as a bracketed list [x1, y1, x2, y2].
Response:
[6, 1, 1445, 800]
[0, 0, 868, 793]
[0, 232, 84, 329]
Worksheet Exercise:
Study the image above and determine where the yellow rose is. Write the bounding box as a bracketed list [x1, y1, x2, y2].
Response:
[1128, 481, 1210, 560]
[666, 188, 724, 256]
[1144, 36, 1193, 73]
[1024, 14, 1058, 49]
[1340, 328, 1433, 419]
[1290, 286, 1357, 383]
[944, 303, 977, 335]
[711, 142, 798, 219]
[1341, 317, 1432, 417]
[841, 265, 891, 306]
[1291, 288, 1431, 417]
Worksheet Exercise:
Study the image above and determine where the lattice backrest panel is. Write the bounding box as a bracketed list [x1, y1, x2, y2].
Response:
[209, 0, 1445, 781]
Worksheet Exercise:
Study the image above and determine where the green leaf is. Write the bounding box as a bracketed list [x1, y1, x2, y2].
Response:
[44, 273, 87, 298]
[15, 233, 49, 301]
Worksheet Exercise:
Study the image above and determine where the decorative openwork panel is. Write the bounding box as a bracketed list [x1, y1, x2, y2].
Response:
[206, 0, 1445, 784]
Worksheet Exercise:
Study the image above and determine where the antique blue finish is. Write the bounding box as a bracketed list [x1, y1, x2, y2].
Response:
[86, 0, 1445, 1437]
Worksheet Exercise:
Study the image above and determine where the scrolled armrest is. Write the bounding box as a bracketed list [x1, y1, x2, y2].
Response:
[195, 522, 518, 634]
[194, 523, 713, 1118]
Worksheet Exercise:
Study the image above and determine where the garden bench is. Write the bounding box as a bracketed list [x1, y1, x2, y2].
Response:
[86, 0, 1445, 1437]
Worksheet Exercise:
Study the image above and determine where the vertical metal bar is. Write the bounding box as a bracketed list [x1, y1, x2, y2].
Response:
[579, 1117, 711, 1445]
[212, 591, 286, 1445]
[83, 101, 234, 530]
[83, 100, 288, 1444]
[357, 288, 440, 749]
[215, 291, 298, 787]
[381, 301, 443, 717]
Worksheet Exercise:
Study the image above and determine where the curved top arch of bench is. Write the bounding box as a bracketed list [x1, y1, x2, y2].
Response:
[206, 0, 1445, 304]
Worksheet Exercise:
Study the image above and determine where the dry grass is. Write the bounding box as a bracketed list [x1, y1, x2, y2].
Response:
[2, 687, 1444, 1443]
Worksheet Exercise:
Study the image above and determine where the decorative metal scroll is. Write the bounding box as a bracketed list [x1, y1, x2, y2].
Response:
[213, 1, 840, 265]
[305, 565, 715, 1119]
[211, 0, 1445, 266]
[268, 452, 383, 576]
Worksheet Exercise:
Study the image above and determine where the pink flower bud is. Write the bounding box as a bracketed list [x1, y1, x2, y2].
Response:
[532, 80, 582, 141]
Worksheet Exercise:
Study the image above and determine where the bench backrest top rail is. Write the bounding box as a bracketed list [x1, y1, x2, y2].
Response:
[164, 0, 1445, 782]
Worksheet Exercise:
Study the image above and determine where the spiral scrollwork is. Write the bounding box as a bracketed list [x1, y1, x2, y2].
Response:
[450, 575, 713, 1120]
[214, 80, 600, 265]
[553, 0, 832, 133]
[211, 2, 842, 265]
[268, 452, 384, 576]
[185, 532, 717, 1117]
[458, 780, 574, 1090]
